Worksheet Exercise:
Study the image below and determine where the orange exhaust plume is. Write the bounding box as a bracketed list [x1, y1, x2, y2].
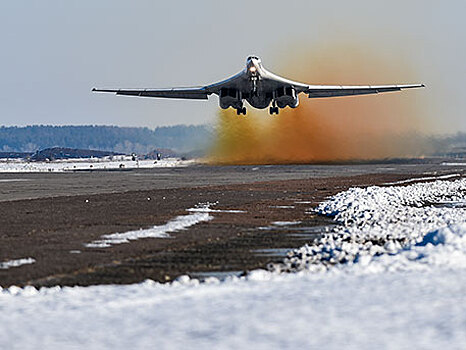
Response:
[208, 44, 433, 165]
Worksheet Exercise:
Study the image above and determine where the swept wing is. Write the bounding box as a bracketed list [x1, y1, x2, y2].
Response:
[303, 83, 425, 98]
[92, 87, 209, 100]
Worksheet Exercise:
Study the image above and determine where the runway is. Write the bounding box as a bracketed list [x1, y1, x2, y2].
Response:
[0, 160, 461, 201]
[0, 160, 464, 287]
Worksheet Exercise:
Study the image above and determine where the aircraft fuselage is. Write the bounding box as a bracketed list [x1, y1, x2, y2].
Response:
[217, 56, 300, 113]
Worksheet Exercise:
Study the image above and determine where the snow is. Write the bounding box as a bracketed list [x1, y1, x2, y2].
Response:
[272, 178, 466, 273]
[271, 221, 301, 226]
[0, 258, 35, 270]
[383, 173, 460, 185]
[1, 178, 466, 349]
[0, 156, 194, 172]
[442, 162, 466, 166]
[187, 202, 246, 213]
[1, 268, 466, 349]
[0, 179, 29, 182]
[86, 205, 214, 248]
[85, 203, 245, 248]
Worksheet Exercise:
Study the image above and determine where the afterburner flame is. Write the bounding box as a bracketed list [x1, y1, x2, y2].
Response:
[208, 45, 432, 165]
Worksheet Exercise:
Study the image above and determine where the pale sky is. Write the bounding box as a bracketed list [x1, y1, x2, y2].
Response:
[0, 0, 464, 132]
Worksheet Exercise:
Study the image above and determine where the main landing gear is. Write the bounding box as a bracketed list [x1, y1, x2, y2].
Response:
[269, 106, 279, 115]
[269, 101, 279, 115]
[236, 107, 247, 115]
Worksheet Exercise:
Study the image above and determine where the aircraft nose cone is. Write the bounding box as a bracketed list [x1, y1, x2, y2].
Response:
[247, 60, 259, 76]
[246, 55, 261, 72]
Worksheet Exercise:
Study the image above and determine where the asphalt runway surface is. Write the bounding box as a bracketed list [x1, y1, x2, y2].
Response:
[0, 159, 464, 287]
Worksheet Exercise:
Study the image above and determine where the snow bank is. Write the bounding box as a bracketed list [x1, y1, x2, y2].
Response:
[272, 179, 466, 273]
[1, 268, 466, 349]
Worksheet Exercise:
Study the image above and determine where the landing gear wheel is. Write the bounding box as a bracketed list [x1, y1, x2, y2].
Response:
[237, 107, 247, 115]
[269, 106, 279, 115]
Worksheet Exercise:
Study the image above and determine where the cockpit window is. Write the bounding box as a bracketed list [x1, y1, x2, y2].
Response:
[247, 56, 259, 61]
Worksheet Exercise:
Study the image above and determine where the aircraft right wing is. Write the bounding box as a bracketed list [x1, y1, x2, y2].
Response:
[303, 84, 425, 98]
[92, 87, 209, 100]
[92, 68, 248, 100]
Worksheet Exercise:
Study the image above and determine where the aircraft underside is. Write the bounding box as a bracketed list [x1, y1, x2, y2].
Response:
[219, 85, 299, 115]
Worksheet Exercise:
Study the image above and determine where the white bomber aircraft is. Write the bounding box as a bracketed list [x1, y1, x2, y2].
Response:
[92, 55, 424, 115]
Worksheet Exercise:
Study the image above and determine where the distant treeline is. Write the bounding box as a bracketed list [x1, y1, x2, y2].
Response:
[432, 132, 466, 157]
[0, 125, 464, 158]
[0, 125, 213, 154]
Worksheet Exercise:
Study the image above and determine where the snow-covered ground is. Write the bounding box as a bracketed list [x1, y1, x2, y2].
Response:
[1, 178, 466, 349]
[273, 178, 466, 273]
[0, 156, 194, 172]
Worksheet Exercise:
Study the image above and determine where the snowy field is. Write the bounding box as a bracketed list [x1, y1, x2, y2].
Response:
[1, 178, 466, 349]
[0, 156, 194, 172]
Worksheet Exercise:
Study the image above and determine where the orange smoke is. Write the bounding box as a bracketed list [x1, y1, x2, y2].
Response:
[208, 45, 433, 165]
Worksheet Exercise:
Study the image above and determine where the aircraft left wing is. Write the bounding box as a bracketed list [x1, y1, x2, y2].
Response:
[92, 87, 209, 100]
[303, 84, 424, 98]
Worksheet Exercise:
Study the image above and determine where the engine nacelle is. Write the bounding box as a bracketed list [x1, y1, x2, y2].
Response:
[275, 86, 299, 108]
[219, 88, 243, 109]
